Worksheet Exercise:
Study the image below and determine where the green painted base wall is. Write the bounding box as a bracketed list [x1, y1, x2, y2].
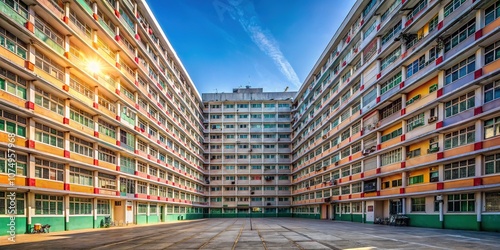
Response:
[136, 214, 147, 224]
[149, 215, 159, 224]
[165, 213, 203, 221]
[0, 217, 27, 236]
[67, 216, 94, 231]
[32, 217, 65, 232]
[352, 214, 363, 223]
[407, 214, 441, 229]
[292, 213, 320, 219]
[481, 214, 500, 232]
[444, 214, 478, 231]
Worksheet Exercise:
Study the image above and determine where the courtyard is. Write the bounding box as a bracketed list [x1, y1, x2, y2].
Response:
[1, 218, 499, 250]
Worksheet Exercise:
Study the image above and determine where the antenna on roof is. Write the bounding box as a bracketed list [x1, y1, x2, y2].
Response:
[284, 86, 289, 92]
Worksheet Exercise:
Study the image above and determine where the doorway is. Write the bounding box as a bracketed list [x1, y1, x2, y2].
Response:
[126, 201, 134, 224]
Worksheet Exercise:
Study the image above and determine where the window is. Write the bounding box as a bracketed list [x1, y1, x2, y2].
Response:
[0, 192, 24, 215]
[485, 192, 500, 212]
[485, 41, 500, 65]
[69, 76, 93, 102]
[352, 183, 362, 193]
[98, 173, 116, 190]
[380, 99, 402, 120]
[445, 55, 475, 85]
[0, 67, 27, 99]
[381, 128, 402, 142]
[381, 21, 402, 45]
[444, 92, 474, 117]
[34, 123, 64, 148]
[444, 0, 466, 17]
[70, 166, 93, 186]
[70, 197, 92, 215]
[137, 204, 147, 214]
[485, 116, 500, 139]
[33, 87, 64, 116]
[485, 80, 500, 103]
[137, 181, 147, 194]
[380, 148, 402, 166]
[1, 22, 28, 57]
[380, 72, 402, 94]
[0, 109, 26, 137]
[444, 19, 475, 52]
[485, 153, 500, 175]
[70, 106, 94, 128]
[35, 49, 64, 81]
[408, 175, 424, 185]
[362, 87, 377, 107]
[444, 159, 475, 180]
[406, 55, 426, 78]
[381, 48, 401, 70]
[428, 15, 439, 32]
[34, 158, 64, 181]
[444, 126, 475, 149]
[411, 198, 426, 212]
[407, 112, 424, 131]
[485, 0, 500, 25]
[35, 194, 63, 215]
[97, 200, 110, 214]
[448, 193, 475, 212]
[362, 0, 376, 17]
[120, 178, 135, 194]
[98, 146, 116, 164]
[407, 0, 427, 20]
[70, 136, 93, 157]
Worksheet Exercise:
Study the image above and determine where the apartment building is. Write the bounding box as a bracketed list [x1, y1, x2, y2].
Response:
[0, 0, 207, 234]
[290, 0, 500, 231]
[2, 0, 500, 236]
[202, 87, 295, 217]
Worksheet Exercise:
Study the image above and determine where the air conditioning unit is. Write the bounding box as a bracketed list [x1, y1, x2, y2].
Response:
[251, 192, 255, 195]
[231, 181, 235, 184]
[334, 161, 339, 166]
[428, 116, 438, 123]
[322, 134, 327, 139]
[370, 146, 377, 151]
[267, 203, 271, 206]
[362, 149, 371, 155]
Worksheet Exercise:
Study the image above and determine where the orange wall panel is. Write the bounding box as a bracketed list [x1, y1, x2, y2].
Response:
[482, 175, 500, 185]
[483, 17, 500, 35]
[36, 179, 64, 190]
[380, 162, 400, 174]
[443, 179, 473, 189]
[70, 184, 94, 193]
[405, 183, 436, 193]
[443, 144, 474, 158]
[484, 137, 500, 149]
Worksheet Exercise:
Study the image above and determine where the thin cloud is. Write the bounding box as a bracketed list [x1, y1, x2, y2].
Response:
[225, 0, 301, 88]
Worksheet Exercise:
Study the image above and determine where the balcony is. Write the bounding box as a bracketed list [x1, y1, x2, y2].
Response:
[0, 0, 28, 26]
[75, 0, 93, 16]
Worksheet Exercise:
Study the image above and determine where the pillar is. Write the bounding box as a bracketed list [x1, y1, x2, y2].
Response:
[476, 191, 482, 230]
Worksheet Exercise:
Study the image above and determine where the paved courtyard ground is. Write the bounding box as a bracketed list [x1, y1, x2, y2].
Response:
[1, 218, 499, 249]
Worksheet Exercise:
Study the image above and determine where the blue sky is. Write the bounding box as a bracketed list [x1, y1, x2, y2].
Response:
[148, 0, 356, 94]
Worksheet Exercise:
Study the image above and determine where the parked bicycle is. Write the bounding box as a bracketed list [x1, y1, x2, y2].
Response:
[31, 223, 50, 233]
